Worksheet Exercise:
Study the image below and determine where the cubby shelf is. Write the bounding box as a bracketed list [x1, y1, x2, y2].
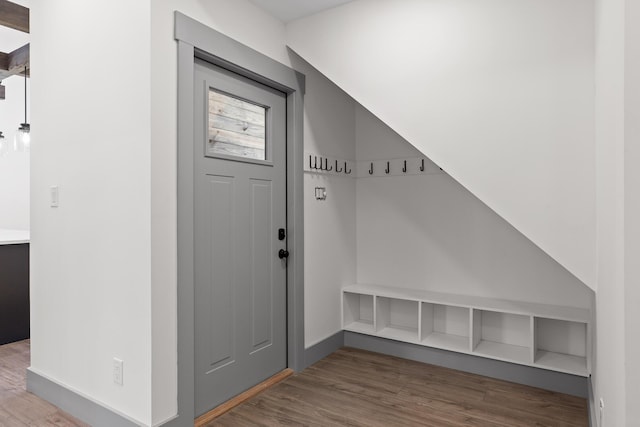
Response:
[341, 284, 590, 377]
[421, 302, 470, 353]
[343, 292, 375, 334]
[376, 297, 419, 342]
[533, 317, 588, 376]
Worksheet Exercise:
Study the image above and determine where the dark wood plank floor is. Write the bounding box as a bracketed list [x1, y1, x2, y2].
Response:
[0, 341, 588, 426]
[212, 347, 588, 427]
[0, 340, 87, 427]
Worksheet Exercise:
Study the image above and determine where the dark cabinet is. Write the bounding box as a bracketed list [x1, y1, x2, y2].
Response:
[0, 244, 29, 345]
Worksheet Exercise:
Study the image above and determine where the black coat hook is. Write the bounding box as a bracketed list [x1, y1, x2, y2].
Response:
[319, 156, 325, 171]
[336, 160, 343, 173]
[420, 159, 425, 172]
[369, 162, 374, 175]
[385, 161, 390, 174]
[345, 162, 351, 174]
[325, 158, 332, 171]
[309, 155, 313, 170]
[314, 156, 318, 170]
[402, 160, 407, 173]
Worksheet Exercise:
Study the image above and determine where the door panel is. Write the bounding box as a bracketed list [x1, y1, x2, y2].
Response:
[194, 59, 287, 416]
[202, 175, 235, 372]
[250, 179, 273, 352]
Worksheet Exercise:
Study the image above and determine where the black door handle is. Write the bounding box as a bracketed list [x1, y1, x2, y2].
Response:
[278, 249, 289, 259]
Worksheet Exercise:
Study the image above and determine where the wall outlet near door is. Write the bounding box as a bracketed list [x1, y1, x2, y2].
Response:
[113, 358, 123, 386]
[315, 187, 327, 200]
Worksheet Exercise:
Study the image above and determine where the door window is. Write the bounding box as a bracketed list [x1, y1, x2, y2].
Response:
[208, 88, 267, 161]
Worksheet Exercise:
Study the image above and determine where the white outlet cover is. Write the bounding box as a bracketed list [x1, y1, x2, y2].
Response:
[113, 358, 123, 386]
[50, 186, 59, 207]
[315, 187, 327, 200]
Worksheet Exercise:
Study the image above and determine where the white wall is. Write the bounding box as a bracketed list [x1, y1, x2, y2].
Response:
[624, 1, 640, 422]
[594, 0, 640, 425]
[289, 54, 357, 348]
[30, 1, 153, 425]
[0, 74, 30, 230]
[594, 0, 625, 424]
[356, 106, 592, 308]
[27, 1, 618, 425]
[287, 0, 596, 290]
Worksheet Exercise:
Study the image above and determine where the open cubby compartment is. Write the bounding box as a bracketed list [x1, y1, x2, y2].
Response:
[533, 317, 588, 376]
[421, 303, 471, 352]
[343, 292, 375, 334]
[472, 309, 532, 365]
[376, 297, 419, 342]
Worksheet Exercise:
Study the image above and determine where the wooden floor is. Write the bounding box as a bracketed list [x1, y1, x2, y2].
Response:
[212, 347, 588, 427]
[0, 342, 588, 426]
[0, 340, 87, 427]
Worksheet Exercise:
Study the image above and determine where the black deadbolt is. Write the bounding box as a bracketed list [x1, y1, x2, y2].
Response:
[278, 228, 286, 241]
[278, 249, 289, 259]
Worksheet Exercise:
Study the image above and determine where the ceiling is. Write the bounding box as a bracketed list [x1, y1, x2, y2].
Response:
[1, 0, 338, 66]
[0, 0, 348, 52]
[248, 0, 354, 23]
[0, 0, 29, 60]
[0, 26, 29, 54]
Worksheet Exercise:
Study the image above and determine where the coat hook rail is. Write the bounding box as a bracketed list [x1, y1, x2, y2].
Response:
[355, 157, 441, 177]
[306, 153, 442, 177]
[305, 153, 355, 177]
[325, 158, 332, 171]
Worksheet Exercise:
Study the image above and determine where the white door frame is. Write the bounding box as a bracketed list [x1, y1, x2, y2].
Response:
[170, 12, 305, 426]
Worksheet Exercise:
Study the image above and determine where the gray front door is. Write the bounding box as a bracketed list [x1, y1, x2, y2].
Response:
[193, 58, 288, 416]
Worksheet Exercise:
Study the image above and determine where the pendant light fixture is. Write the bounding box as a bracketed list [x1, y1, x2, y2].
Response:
[14, 66, 30, 152]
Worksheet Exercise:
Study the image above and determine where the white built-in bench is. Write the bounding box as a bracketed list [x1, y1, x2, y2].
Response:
[342, 284, 590, 377]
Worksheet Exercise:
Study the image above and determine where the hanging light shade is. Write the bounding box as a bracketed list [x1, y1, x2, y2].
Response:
[14, 124, 30, 152]
[14, 66, 30, 152]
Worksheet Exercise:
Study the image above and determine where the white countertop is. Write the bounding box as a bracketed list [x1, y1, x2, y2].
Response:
[0, 229, 30, 245]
